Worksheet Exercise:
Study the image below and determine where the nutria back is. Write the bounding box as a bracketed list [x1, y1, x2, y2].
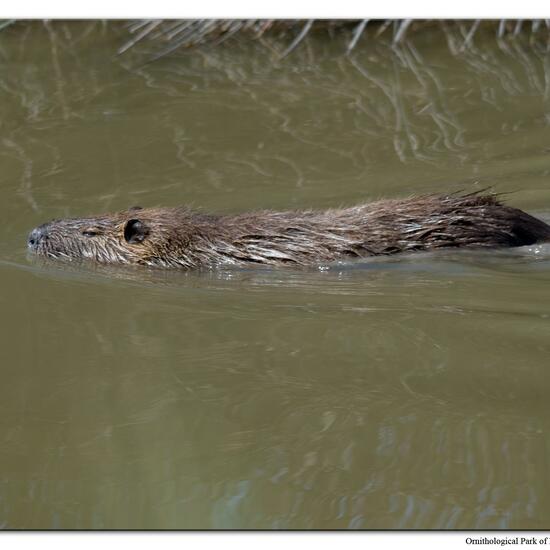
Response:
[27, 194, 550, 269]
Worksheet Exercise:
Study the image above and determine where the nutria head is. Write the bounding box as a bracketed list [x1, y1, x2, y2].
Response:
[27, 206, 209, 267]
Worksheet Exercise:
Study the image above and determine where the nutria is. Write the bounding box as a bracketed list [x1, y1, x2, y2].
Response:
[27, 194, 550, 269]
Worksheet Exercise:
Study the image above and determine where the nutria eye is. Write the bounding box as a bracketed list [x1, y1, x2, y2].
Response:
[82, 229, 99, 237]
[124, 218, 150, 244]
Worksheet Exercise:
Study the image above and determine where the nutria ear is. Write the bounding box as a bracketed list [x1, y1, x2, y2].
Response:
[129, 206, 143, 211]
[124, 219, 150, 244]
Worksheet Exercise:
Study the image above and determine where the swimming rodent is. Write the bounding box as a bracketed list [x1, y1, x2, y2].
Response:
[27, 194, 550, 269]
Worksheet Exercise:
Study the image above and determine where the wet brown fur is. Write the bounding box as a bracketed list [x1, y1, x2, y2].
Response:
[28, 194, 550, 269]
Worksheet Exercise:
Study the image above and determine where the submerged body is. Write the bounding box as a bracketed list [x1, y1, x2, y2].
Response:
[27, 194, 550, 269]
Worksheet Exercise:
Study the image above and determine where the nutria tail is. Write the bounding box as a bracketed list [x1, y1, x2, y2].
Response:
[458, 194, 550, 247]
[496, 205, 550, 246]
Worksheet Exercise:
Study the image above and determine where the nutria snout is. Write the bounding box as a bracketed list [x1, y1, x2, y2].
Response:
[27, 224, 47, 248]
[27, 194, 550, 269]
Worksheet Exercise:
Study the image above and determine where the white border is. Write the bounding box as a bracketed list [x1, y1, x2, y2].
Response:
[2, 0, 550, 19]
[4, 532, 545, 550]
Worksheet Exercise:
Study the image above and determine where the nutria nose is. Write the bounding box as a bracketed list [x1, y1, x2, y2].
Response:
[27, 224, 49, 249]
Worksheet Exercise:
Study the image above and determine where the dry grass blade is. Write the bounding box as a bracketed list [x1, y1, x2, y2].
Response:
[127, 20, 151, 33]
[347, 19, 369, 53]
[375, 19, 392, 37]
[0, 19, 15, 31]
[393, 19, 412, 44]
[138, 20, 217, 64]
[210, 20, 250, 46]
[280, 19, 314, 58]
[154, 20, 192, 40]
[498, 19, 507, 39]
[118, 20, 162, 54]
[460, 19, 480, 50]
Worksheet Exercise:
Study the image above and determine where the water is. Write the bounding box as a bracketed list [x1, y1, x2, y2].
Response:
[1, 21, 550, 529]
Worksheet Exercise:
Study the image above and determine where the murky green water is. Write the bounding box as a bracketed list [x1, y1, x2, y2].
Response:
[1, 21, 550, 529]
